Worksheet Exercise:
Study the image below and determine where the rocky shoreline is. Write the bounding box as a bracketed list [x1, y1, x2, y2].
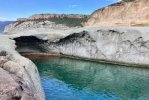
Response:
[1, 26, 149, 100]
[0, 0, 148, 99]
[2, 26, 149, 100]
[22, 52, 149, 68]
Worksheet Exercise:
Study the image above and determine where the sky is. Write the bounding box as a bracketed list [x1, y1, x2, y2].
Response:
[0, 0, 119, 21]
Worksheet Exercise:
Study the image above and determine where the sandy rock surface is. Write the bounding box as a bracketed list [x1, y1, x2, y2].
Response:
[84, 0, 149, 26]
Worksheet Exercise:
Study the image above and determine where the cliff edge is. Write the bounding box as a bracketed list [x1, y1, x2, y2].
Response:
[84, 0, 149, 26]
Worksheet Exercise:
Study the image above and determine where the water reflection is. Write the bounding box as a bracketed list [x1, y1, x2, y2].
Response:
[33, 57, 149, 100]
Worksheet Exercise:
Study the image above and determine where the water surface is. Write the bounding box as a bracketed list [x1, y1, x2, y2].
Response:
[33, 57, 149, 100]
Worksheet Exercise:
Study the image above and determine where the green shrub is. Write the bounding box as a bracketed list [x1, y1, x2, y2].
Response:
[49, 17, 87, 27]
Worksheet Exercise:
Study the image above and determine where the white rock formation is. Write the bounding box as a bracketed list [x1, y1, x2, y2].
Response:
[48, 27, 149, 66]
[0, 36, 45, 100]
[5, 26, 149, 66]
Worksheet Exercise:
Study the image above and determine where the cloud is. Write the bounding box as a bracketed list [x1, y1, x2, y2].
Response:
[0, 17, 8, 21]
[0, 17, 15, 21]
[69, 4, 79, 8]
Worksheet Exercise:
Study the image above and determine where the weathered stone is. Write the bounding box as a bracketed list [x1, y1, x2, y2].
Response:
[48, 27, 149, 66]
[3, 61, 23, 78]
[0, 37, 45, 100]
[0, 56, 8, 66]
[0, 68, 35, 100]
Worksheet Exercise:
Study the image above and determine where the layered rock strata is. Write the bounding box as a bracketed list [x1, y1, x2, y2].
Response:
[17, 14, 87, 21]
[84, 0, 149, 26]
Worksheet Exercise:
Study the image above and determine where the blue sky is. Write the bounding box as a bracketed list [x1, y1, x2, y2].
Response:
[0, 0, 118, 21]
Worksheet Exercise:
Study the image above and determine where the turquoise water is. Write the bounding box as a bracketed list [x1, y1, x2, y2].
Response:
[33, 57, 149, 100]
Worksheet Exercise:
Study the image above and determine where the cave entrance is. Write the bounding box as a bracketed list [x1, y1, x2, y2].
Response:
[13, 36, 48, 53]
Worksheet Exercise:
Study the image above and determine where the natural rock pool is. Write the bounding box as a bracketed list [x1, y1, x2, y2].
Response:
[33, 57, 149, 100]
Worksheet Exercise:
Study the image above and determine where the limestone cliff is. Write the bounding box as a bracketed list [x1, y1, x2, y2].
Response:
[84, 0, 149, 26]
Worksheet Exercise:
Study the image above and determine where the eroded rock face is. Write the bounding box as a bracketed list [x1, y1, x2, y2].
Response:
[11, 27, 149, 66]
[0, 53, 36, 100]
[48, 27, 149, 66]
[84, 0, 149, 26]
[0, 67, 35, 100]
[0, 37, 45, 100]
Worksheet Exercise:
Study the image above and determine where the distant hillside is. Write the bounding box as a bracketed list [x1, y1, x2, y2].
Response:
[4, 14, 88, 33]
[17, 14, 88, 27]
[0, 21, 14, 32]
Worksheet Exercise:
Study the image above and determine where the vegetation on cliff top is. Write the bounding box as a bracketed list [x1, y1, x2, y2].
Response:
[30, 17, 88, 27]
[15, 17, 88, 27]
[49, 17, 87, 27]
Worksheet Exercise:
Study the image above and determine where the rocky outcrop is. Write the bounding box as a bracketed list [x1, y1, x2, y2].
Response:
[0, 66, 35, 100]
[17, 14, 88, 21]
[0, 37, 45, 100]
[84, 0, 149, 26]
[8, 26, 149, 67]
[50, 27, 149, 66]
